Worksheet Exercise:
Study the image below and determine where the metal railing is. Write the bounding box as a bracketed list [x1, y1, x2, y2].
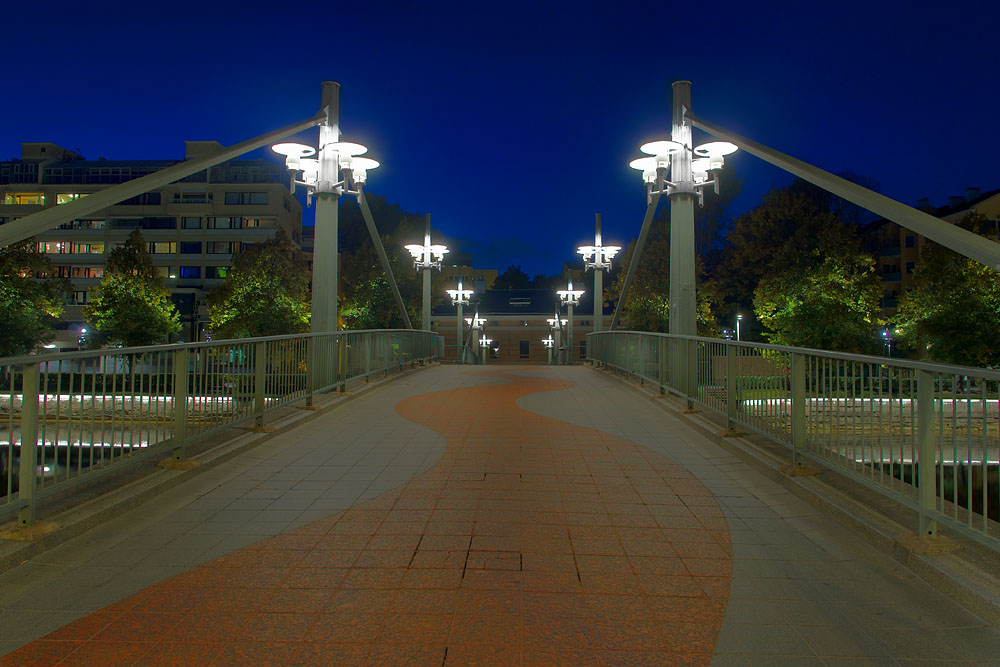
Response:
[1, 329, 441, 525]
[588, 331, 1000, 551]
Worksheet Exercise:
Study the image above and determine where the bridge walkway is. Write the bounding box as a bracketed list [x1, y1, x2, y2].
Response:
[1, 365, 998, 665]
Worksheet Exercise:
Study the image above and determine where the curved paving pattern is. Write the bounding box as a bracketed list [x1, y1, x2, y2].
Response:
[2, 369, 732, 665]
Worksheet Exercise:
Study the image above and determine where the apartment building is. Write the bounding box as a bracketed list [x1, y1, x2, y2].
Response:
[0, 141, 301, 348]
[861, 187, 1000, 318]
[431, 288, 610, 363]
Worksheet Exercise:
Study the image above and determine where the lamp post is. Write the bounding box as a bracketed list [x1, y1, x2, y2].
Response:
[627, 82, 739, 337]
[466, 311, 486, 364]
[556, 279, 584, 365]
[270, 82, 381, 333]
[546, 314, 567, 365]
[405, 215, 449, 332]
[542, 335, 555, 365]
[578, 213, 620, 334]
[736, 314, 743, 342]
[479, 336, 493, 365]
[882, 329, 892, 357]
[446, 278, 473, 364]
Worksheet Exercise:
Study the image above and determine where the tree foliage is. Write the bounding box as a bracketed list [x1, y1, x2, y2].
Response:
[493, 265, 532, 289]
[0, 240, 69, 357]
[711, 178, 882, 352]
[84, 230, 181, 348]
[893, 213, 1000, 367]
[207, 229, 311, 338]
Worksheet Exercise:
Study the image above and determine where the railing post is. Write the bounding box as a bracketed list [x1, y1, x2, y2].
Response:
[658, 336, 667, 394]
[17, 362, 39, 525]
[686, 338, 698, 409]
[172, 348, 189, 459]
[337, 334, 346, 391]
[254, 341, 267, 427]
[726, 344, 738, 430]
[917, 369, 938, 537]
[365, 333, 372, 382]
[791, 352, 806, 467]
[305, 336, 315, 406]
[638, 335, 645, 386]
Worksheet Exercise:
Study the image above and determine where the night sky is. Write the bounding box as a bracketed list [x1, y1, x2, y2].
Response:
[4, 1, 998, 276]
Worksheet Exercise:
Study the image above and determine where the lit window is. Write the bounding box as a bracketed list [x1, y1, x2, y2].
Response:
[241, 217, 275, 228]
[179, 266, 201, 279]
[56, 193, 89, 204]
[3, 192, 45, 205]
[148, 242, 177, 254]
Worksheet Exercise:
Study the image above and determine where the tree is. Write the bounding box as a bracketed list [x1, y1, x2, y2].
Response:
[207, 230, 311, 338]
[753, 225, 882, 353]
[84, 230, 181, 348]
[893, 213, 1000, 367]
[711, 177, 882, 351]
[0, 240, 69, 357]
[606, 224, 718, 335]
[493, 265, 531, 290]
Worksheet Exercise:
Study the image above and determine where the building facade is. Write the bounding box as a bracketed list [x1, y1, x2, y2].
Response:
[431, 288, 611, 364]
[861, 188, 999, 318]
[1, 141, 301, 348]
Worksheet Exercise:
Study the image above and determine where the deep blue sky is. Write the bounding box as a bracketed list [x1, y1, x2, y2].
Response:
[4, 1, 998, 276]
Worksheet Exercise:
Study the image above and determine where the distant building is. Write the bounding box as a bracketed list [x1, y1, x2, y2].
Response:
[860, 188, 1000, 318]
[438, 265, 499, 294]
[0, 142, 301, 348]
[432, 288, 611, 364]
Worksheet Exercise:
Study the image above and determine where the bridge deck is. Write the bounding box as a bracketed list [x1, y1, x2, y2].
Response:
[1, 366, 998, 665]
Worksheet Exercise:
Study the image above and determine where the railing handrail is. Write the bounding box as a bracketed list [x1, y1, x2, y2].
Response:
[588, 330, 1000, 381]
[0, 328, 438, 366]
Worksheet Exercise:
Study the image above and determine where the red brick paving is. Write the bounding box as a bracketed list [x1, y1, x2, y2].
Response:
[2, 369, 731, 665]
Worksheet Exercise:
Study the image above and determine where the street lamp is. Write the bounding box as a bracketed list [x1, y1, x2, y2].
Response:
[882, 329, 892, 357]
[627, 82, 739, 339]
[546, 313, 567, 365]
[404, 215, 449, 331]
[445, 278, 473, 364]
[556, 279, 584, 365]
[736, 314, 743, 342]
[270, 82, 381, 334]
[542, 335, 555, 365]
[466, 311, 486, 364]
[577, 213, 620, 334]
[479, 336, 493, 364]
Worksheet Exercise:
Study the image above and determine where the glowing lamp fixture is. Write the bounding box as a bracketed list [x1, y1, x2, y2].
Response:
[446, 283, 474, 305]
[629, 135, 739, 205]
[270, 138, 379, 204]
[542, 336, 555, 349]
[404, 243, 449, 270]
[578, 244, 620, 271]
[556, 281, 584, 306]
[466, 314, 487, 329]
[546, 316, 567, 329]
[479, 336, 492, 347]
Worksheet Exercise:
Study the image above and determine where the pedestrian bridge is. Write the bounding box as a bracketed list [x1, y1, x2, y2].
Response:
[1, 333, 1000, 664]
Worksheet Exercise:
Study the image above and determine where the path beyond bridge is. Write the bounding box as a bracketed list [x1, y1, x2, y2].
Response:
[1, 366, 998, 665]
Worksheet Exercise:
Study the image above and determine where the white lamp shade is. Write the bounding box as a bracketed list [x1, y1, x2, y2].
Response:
[694, 141, 738, 157]
[350, 157, 380, 171]
[404, 244, 424, 259]
[271, 142, 316, 158]
[328, 142, 368, 156]
[629, 157, 658, 171]
[429, 244, 449, 257]
[640, 140, 683, 156]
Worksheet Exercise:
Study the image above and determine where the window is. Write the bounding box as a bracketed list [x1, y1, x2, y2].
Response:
[205, 266, 228, 279]
[224, 191, 268, 205]
[207, 216, 238, 229]
[66, 291, 89, 305]
[181, 216, 202, 229]
[57, 219, 105, 230]
[906, 261, 915, 274]
[56, 193, 89, 204]
[241, 217, 275, 228]
[207, 241, 236, 254]
[115, 192, 161, 206]
[179, 242, 202, 254]
[154, 267, 179, 279]
[3, 192, 44, 205]
[519, 341, 529, 359]
[71, 266, 103, 278]
[148, 242, 177, 254]
[179, 266, 201, 279]
[172, 192, 211, 204]
[579, 340, 587, 359]
[110, 217, 176, 230]
[904, 235, 915, 248]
